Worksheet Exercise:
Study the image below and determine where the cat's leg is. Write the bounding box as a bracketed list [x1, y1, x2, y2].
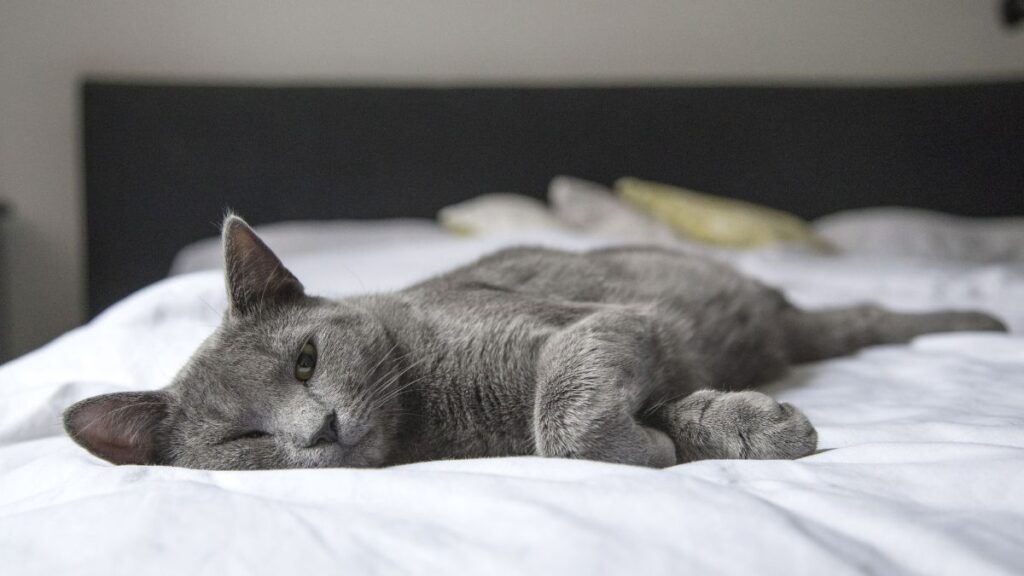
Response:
[651, 390, 817, 463]
[533, 309, 678, 467]
[782, 304, 1007, 363]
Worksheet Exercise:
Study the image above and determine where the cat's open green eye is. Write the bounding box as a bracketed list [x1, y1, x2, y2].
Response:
[295, 340, 317, 382]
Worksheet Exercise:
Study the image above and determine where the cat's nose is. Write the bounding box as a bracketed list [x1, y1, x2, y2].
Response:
[305, 412, 338, 448]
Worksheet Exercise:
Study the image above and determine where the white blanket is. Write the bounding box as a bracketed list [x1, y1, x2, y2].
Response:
[2, 228, 1023, 575]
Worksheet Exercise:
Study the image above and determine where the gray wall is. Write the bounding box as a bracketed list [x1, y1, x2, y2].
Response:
[0, 0, 1022, 358]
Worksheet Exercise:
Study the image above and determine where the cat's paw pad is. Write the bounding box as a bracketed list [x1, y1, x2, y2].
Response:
[667, 390, 817, 461]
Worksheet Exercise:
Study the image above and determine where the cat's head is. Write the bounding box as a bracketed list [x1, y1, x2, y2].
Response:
[64, 215, 406, 469]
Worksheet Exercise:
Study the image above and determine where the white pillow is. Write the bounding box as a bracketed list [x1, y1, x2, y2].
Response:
[548, 176, 679, 243]
[437, 193, 567, 236]
[814, 207, 1024, 262]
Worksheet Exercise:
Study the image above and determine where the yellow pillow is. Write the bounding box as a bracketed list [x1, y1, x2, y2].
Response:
[615, 178, 831, 250]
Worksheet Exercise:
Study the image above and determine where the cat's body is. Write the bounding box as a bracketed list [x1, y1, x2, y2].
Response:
[382, 245, 791, 464]
[64, 217, 1007, 469]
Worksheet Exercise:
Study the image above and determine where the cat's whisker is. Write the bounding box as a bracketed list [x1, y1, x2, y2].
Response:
[365, 375, 427, 415]
[353, 360, 401, 419]
[358, 357, 431, 418]
[197, 296, 224, 319]
[371, 376, 421, 407]
[371, 356, 428, 399]
[352, 343, 405, 411]
[356, 350, 411, 411]
[640, 392, 685, 418]
[338, 262, 367, 293]
[369, 354, 424, 394]
[359, 341, 400, 384]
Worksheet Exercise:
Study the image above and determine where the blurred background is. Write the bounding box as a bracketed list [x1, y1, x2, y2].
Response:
[0, 1, 1022, 360]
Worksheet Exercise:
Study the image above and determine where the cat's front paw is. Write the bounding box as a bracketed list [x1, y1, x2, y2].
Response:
[662, 390, 817, 462]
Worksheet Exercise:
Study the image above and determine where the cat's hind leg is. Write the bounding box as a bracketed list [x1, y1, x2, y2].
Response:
[782, 304, 1007, 363]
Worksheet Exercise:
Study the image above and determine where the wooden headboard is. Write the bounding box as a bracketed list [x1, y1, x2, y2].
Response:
[82, 81, 1024, 317]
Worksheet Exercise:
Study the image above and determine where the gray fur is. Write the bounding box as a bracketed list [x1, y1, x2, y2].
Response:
[63, 216, 1008, 469]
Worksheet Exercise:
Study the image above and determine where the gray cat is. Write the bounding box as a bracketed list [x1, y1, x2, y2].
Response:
[64, 216, 1007, 469]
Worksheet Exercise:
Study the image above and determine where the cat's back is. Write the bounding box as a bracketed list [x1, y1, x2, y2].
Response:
[413, 246, 611, 302]
[399, 247, 602, 332]
[407, 245, 767, 308]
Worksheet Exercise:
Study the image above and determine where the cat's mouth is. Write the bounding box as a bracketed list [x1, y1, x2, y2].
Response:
[308, 424, 382, 468]
[336, 421, 371, 447]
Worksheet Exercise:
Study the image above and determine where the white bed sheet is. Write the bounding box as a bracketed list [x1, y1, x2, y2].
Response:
[2, 227, 1024, 575]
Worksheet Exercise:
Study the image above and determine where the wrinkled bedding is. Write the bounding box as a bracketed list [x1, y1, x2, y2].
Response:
[2, 227, 1024, 575]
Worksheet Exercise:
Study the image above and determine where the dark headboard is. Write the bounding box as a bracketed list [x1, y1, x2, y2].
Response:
[83, 81, 1024, 317]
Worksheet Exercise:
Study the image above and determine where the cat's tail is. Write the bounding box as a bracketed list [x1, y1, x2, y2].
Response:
[782, 304, 1008, 364]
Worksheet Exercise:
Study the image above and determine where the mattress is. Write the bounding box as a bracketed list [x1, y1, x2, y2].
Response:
[2, 226, 1023, 575]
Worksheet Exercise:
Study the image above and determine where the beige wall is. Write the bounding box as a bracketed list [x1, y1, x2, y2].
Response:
[1, 0, 1022, 358]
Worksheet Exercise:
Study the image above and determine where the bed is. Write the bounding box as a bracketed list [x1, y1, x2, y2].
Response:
[1, 82, 1023, 575]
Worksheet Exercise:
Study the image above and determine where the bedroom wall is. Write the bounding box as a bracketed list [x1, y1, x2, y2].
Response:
[0, 1, 1022, 359]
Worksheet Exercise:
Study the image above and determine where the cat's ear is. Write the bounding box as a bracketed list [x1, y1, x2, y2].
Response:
[222, 214, 304, 316]
[63, 392, 172, 465]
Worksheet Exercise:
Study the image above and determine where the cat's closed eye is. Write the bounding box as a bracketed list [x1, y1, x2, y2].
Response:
[227, 430, 271, 442]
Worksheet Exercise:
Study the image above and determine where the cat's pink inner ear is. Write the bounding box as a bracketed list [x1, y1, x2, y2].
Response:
[63, 392, 169, 465]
